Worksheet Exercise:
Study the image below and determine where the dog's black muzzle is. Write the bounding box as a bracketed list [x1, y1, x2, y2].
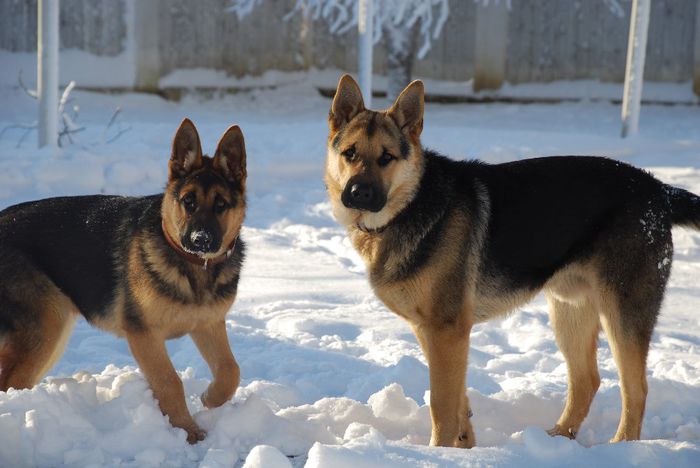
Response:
[341, 178, 386, 212]
[181, 219, 222, 254]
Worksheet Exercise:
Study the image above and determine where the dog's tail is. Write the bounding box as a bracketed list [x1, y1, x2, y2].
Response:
[668, 185, 700, 230]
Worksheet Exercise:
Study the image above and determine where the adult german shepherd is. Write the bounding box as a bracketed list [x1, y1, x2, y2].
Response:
[325, 75, 700, 448]
[0, 119, 246, 443]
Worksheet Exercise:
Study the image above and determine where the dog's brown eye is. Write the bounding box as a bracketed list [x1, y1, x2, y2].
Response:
[182, 193, 196, 213]
[214, 196, 227, 213]
[378, 151, 396, 167]
[341, 147, 356, 161]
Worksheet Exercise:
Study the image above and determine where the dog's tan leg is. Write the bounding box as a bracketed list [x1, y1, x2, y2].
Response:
[127, 330, 205, 444]
[0, 290, 76, 391]
[414, 322, 473, 448]
[546, 295, 600, 439]
[0, 345, 18, 390]
[600, 308, 649, 442]
[190, 321, 240, 408]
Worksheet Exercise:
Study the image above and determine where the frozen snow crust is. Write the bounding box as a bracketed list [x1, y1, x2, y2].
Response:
[0, 78, 699, 467]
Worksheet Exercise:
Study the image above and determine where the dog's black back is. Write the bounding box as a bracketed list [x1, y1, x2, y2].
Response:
[477, 156, 666, 288]
[0, 196, 158, 323]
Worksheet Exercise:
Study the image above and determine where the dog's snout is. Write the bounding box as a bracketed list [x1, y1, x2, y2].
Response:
[350, 183, 373, 203]
[190, 230, 212, 250]
[341, 179, 386, 212]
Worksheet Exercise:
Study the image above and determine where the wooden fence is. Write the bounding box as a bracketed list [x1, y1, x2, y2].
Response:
[0, 0, 125, 55]
[1, 0, 698, 94]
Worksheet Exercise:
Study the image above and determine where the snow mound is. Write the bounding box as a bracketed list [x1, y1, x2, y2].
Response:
[241, 445, 292, 468]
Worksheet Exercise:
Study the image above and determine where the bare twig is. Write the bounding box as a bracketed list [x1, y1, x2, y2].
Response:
[18, 126, 36, 148]
[58, 126, 85, 147]
[102, 106, 131, 144]
[105, 125, 131, 144]
[18, 70, 38, 99]
[101, 106, 122, 142]
[0, 122, 37, 140]
[0, 122, 40, 148]
[11, 72, 127, 147]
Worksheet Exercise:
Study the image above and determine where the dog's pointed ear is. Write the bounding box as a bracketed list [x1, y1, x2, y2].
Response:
[213, 125, 247, 185]
[388, 80, 424, 139]
[329, 74, 365, 132]
[170, 118, 203, 179]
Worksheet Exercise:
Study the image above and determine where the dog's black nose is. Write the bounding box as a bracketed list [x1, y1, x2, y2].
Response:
[350, 183, 373, 204]
[190, 230, 212, 250]
[342, 181, 386, 212]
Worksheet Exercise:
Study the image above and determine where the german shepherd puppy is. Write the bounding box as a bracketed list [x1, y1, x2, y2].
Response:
[0, 119, 246, 443]
[325, 75, 700, 448]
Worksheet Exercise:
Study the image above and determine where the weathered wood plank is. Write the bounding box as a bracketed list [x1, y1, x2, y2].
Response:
[133, 0, 160, 91]
[695, 0, 700, 95]
[474, 0, 509, 91]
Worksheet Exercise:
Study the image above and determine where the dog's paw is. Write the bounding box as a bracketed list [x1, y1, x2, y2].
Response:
[185, 425, 207, 444]
[456, 423, 476, 449]
[456, 431, 476, 449]
[454, 408, 476, 448]
[547, 425, 577, 439]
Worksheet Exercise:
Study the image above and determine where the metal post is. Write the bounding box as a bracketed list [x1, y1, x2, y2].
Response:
[358, 0, 373, 108]
[693, 0, 700, 97]
[38, 0, 59, 148]
[621, 0, 651, 138]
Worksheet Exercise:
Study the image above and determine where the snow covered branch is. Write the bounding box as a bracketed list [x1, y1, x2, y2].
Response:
[602, 0, 628, 18]
[56, 80, 86, 146]
[226, 0, 264, 20]
[229, 0, 450, 59]
[1, 71, 129, 148]
[229, 0, 631, 60]
[18, 70, 38, 99]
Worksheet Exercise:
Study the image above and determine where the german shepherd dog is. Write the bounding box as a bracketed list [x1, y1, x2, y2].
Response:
[325, 75, 700, 448]
[0, 119, 246, 443]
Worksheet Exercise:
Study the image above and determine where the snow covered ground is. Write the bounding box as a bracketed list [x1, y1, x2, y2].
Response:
[0, 78, 699, 467]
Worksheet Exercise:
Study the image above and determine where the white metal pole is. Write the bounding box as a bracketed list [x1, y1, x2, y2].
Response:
[38, 0, 59, 148]
[358, 0, 373, 108]
[621, 0, 651, 138]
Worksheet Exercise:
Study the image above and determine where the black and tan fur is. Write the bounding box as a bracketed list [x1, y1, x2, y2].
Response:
[0, 119, 247, 443]
[325, 74, 700, 447]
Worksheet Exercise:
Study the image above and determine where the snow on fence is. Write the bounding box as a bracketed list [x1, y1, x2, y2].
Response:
[1, 0, 698, 95]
